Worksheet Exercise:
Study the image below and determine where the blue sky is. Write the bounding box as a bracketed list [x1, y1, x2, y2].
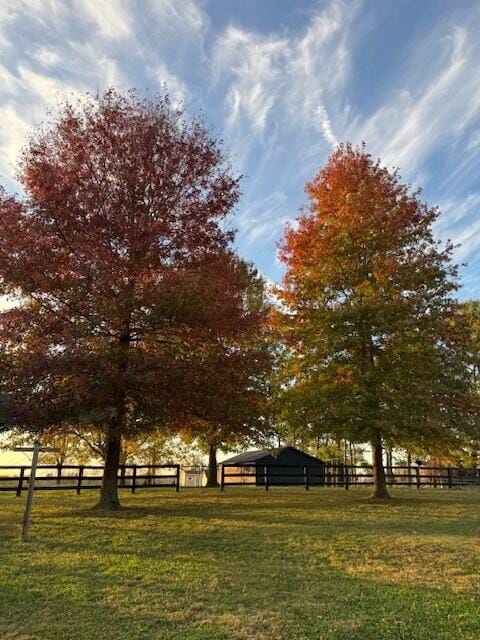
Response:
[1, 0, 480, 297]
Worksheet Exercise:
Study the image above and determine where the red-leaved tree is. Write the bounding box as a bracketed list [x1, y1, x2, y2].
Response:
[0, 89, 257, 510]
[178, 262, 273, 486]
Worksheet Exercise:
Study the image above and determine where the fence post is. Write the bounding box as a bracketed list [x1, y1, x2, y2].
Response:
[76, 466, 84, 495]
[56, 462, 62, 485]
[220, 464, 225, 490]
[447, 467, 453, 489]
[264, 465, 269, 491]
[131, 465, 137, 493]
[22, 439, 40, 543]
[16, 466, 25, 497]
[304, 466, 310, 491]
[416, 466, 420, 490]
[175, 465, 180, 492]
[345, 466, 349, 490]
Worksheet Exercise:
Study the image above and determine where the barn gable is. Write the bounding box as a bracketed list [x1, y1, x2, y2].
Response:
[223, 446, 324, 466]
[222, 446, 325, 487]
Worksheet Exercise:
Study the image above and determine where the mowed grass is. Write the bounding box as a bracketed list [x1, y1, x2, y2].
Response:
[0, 488, 479, 640]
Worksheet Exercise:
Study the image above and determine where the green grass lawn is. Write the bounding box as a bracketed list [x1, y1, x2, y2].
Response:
[1, 488, 479, 640]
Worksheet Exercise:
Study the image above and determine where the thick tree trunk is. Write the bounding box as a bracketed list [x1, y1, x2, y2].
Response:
[95, 328, 130, 510]
[95, 430, 122, 510]
[371, 432, 390, 499]
[206, 443, 219, 487]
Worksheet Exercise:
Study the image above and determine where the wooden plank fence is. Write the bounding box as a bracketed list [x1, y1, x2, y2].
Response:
[220, 463, 480, 490]
[0, 464, 180, 495]
[2, 463, 479, 494]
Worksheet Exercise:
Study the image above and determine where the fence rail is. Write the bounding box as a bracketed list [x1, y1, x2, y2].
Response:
[0, 464, 180, 495]
[2, 462, 479, 495]
[220, 463, 480, 491]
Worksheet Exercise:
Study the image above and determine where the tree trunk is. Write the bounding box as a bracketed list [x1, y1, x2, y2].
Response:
[386, 447, 394, 484]
[206, 443, 219, 487]
[95, 328, 130, 510]
[95, 430, 122, 510]
[371, 432, 390, 499]
[407, 450, 412, 486]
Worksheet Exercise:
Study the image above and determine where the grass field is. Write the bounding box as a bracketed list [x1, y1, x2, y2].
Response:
[0, 488, 479, 640]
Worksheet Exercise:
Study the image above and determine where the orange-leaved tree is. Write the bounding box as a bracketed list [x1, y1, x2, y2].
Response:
[276, 143, 477, 498]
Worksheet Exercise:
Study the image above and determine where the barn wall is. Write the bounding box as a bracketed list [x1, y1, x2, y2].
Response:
[255, 451, 325, 486]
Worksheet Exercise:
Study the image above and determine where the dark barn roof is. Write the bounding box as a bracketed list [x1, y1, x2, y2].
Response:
[222, 446, 324, 466]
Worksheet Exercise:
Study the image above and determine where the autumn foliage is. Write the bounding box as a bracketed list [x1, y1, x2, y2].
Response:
[276, 144, 478, 498]
[1, 90, 479, 508]
[0, 90, 271, 509]
[177, 261, 273, 485]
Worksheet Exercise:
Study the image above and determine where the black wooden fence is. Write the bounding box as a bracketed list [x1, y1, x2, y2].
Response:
[0, 464, 180, 495]
[2, 462, 479, 494]
[220, 463, 480, 490]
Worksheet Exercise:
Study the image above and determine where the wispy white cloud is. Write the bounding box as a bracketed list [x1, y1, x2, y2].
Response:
[436, 192, 480, 300]
[0, 0, 69, 43]
[0, 0, 202, 189]
[338, 11, 480, 298]
[239, 190, 289, 246]
[152, 63, 187, 107]
[349, 23, 480, 180]
[0, 63, 87, 182]
[314, 105, 338, 148]
[74, 0, 132, 41]
[0, 0, 479, 295]
[211, 0, 356, 259]
[436, 193, 480, 256]
[30, 47, 62, 68]
[213, 27, 288, 132]
[18, 66, 80, 105]
[0, 63, 21, 95]
[148, 0, 205, 34]
[213, 0, 355, 139]
[0, 105, 29, 180]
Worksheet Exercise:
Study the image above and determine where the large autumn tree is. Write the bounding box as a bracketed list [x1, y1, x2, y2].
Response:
[276, 143, 477, 498]
[179, 262, 273, 486]
[0, 89, 253, 510]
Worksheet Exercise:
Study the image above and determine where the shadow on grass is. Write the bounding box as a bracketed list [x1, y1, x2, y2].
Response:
[1, 550, 479, 640]
[4, 489, 479, 549]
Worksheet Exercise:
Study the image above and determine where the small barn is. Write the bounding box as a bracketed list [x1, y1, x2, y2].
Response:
[222, 446, 325, 486]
